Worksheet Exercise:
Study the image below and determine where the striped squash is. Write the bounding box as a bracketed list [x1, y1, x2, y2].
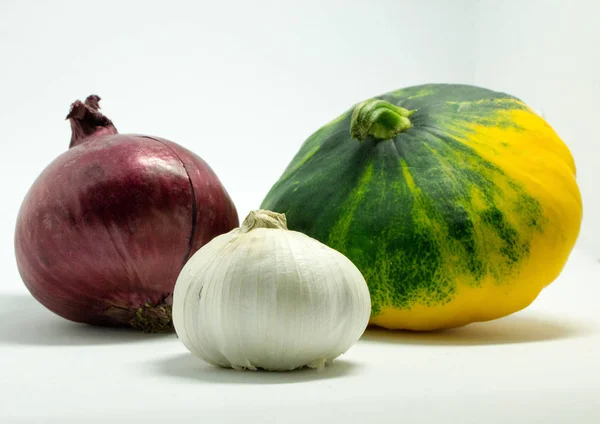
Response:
[261, 83, 582, 330]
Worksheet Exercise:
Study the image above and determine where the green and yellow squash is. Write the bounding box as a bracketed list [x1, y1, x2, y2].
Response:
[261, 83, 582, 330]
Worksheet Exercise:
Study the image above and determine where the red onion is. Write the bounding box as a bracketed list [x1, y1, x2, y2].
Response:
[14, 95, 239, 332]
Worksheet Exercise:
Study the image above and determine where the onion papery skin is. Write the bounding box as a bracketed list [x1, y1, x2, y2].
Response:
[14, 96, 239, 332]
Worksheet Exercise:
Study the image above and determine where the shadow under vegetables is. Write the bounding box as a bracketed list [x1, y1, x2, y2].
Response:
[151, 353, 362, 385]
[361, 312, 593, 346]
[0, 294, 174, 346]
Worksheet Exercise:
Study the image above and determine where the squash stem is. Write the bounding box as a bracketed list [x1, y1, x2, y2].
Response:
[350, 99, 414, 141]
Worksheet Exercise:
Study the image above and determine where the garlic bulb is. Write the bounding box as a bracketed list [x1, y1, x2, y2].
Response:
[172, 209, 371, 371]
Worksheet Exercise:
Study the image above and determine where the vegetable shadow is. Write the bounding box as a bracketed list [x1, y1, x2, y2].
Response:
[361, 313, 593, 346]
[0, 294, 174, 346]
[152, 353, 361, 385]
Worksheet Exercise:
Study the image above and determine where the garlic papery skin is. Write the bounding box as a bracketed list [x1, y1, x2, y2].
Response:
[172, 209, 371, 372]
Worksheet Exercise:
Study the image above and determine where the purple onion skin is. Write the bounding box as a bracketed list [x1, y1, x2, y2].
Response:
[14, 96, 239, 332]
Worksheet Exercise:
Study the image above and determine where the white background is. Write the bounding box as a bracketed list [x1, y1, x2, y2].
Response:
[1, 1, 599, 423]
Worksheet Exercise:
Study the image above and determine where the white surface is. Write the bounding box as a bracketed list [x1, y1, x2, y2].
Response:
[1, 1, 600, 423]
[1, 250, 599, 424]
[474, 0, 600, 257]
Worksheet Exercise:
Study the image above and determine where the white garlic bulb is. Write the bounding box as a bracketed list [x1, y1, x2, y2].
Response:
[172, 209, 371, 372]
